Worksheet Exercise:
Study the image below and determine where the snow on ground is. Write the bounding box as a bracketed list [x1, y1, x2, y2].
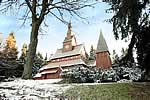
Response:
[0, 78, 130, 100]
[0, 79, 72, 100]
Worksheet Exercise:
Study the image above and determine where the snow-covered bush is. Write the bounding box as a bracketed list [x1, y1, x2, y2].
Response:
[63, 67, 118, 83]
[113, 63, 142, 81]
[100, 69, 119, 82]
[62, 66, 101, 83]
[62, 62, 143, 83]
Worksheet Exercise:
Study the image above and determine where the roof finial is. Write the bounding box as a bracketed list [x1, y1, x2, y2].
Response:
[68, 20, 72, 30]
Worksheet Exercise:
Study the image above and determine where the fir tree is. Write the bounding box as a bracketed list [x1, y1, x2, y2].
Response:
[89, 45, 96, 60]
[32, 52, 44, 76]
[103, 0, 150, 79]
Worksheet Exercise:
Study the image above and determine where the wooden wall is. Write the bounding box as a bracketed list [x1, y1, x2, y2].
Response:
[96, 51, 112, 69]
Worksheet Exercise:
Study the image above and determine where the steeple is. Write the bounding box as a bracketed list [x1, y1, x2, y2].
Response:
[68, 21, 72, 30]
[96, 30, 111, 69]
[96, 30, 109, 53]
[63, 21, 77, 52]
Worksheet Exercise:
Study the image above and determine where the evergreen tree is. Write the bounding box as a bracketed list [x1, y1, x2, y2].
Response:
[19, 44, 45, 77]
[0, 32, 23, 79]
[32, 52, 44, 76]
[44, 53, 47, 61]
[112, 50, 119, 64]
[1, 0, 97, 79]
[44, 53, 48, 65]
[103, 0, 150, 79]
[89, 45, 96, 60]
[4, 32, 18, 60]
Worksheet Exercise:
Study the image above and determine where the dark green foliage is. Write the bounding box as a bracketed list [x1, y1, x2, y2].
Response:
[19, 43, 46, 77]
[32, 52, 45, 76]
[20, 51, 46, 77]
[44, 53, 47, 61]
[136, 26, 150, 78]
[103, 0, 150, 79]
[89, 45, 96, 60]
[0, 44, 23, 80]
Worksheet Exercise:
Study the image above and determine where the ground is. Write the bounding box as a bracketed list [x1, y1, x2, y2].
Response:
[64, 82, 150, 100]
[0, 79, 71, 99]
[0, 79, 150, 100]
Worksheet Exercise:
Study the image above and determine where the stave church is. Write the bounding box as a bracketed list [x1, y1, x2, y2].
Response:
[34, 22, 112, 79]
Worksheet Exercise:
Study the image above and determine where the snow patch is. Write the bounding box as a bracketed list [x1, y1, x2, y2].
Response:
[0, 78, 71, 99]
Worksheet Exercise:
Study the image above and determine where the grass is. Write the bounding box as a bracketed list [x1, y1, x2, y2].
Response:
[63, 83, 150, 100]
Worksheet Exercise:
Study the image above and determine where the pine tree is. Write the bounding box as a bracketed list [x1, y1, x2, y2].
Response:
[89, 45, 96, 60]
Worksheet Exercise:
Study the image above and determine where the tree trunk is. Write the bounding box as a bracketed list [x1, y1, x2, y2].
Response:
[120, 33, 136, 63]
[21, 0, 47, 79]
[22, 22, 39, 79]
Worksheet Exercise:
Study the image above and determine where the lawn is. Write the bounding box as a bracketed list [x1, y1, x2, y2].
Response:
[63, 83, 150, 100]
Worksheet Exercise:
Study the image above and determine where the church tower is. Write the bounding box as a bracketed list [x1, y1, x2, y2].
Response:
[96, 31, 112, 69]
[63, 22, 77, 52]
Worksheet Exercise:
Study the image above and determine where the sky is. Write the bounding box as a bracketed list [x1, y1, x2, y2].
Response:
[0, 2, 129, 58]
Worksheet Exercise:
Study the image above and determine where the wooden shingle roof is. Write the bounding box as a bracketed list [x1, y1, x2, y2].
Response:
[52, 44, 84, 59]
[96, 31, 109, 53]
[39, 59, 86, 71]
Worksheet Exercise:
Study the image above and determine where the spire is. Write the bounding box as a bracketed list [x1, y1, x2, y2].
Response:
[63, 21, 77, 52]
[68, 20, 72, 30]
[67, 20, 74, 37]
[96, 30, 109, 53]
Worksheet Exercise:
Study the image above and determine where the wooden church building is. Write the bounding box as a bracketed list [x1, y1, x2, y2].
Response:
[34, 22, 111, 79]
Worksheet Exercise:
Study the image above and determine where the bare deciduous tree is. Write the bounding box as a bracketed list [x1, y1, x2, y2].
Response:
[0, 0, 97, 79]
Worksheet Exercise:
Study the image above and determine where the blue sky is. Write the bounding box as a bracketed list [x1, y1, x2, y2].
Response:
[0, 2, 128, 58]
